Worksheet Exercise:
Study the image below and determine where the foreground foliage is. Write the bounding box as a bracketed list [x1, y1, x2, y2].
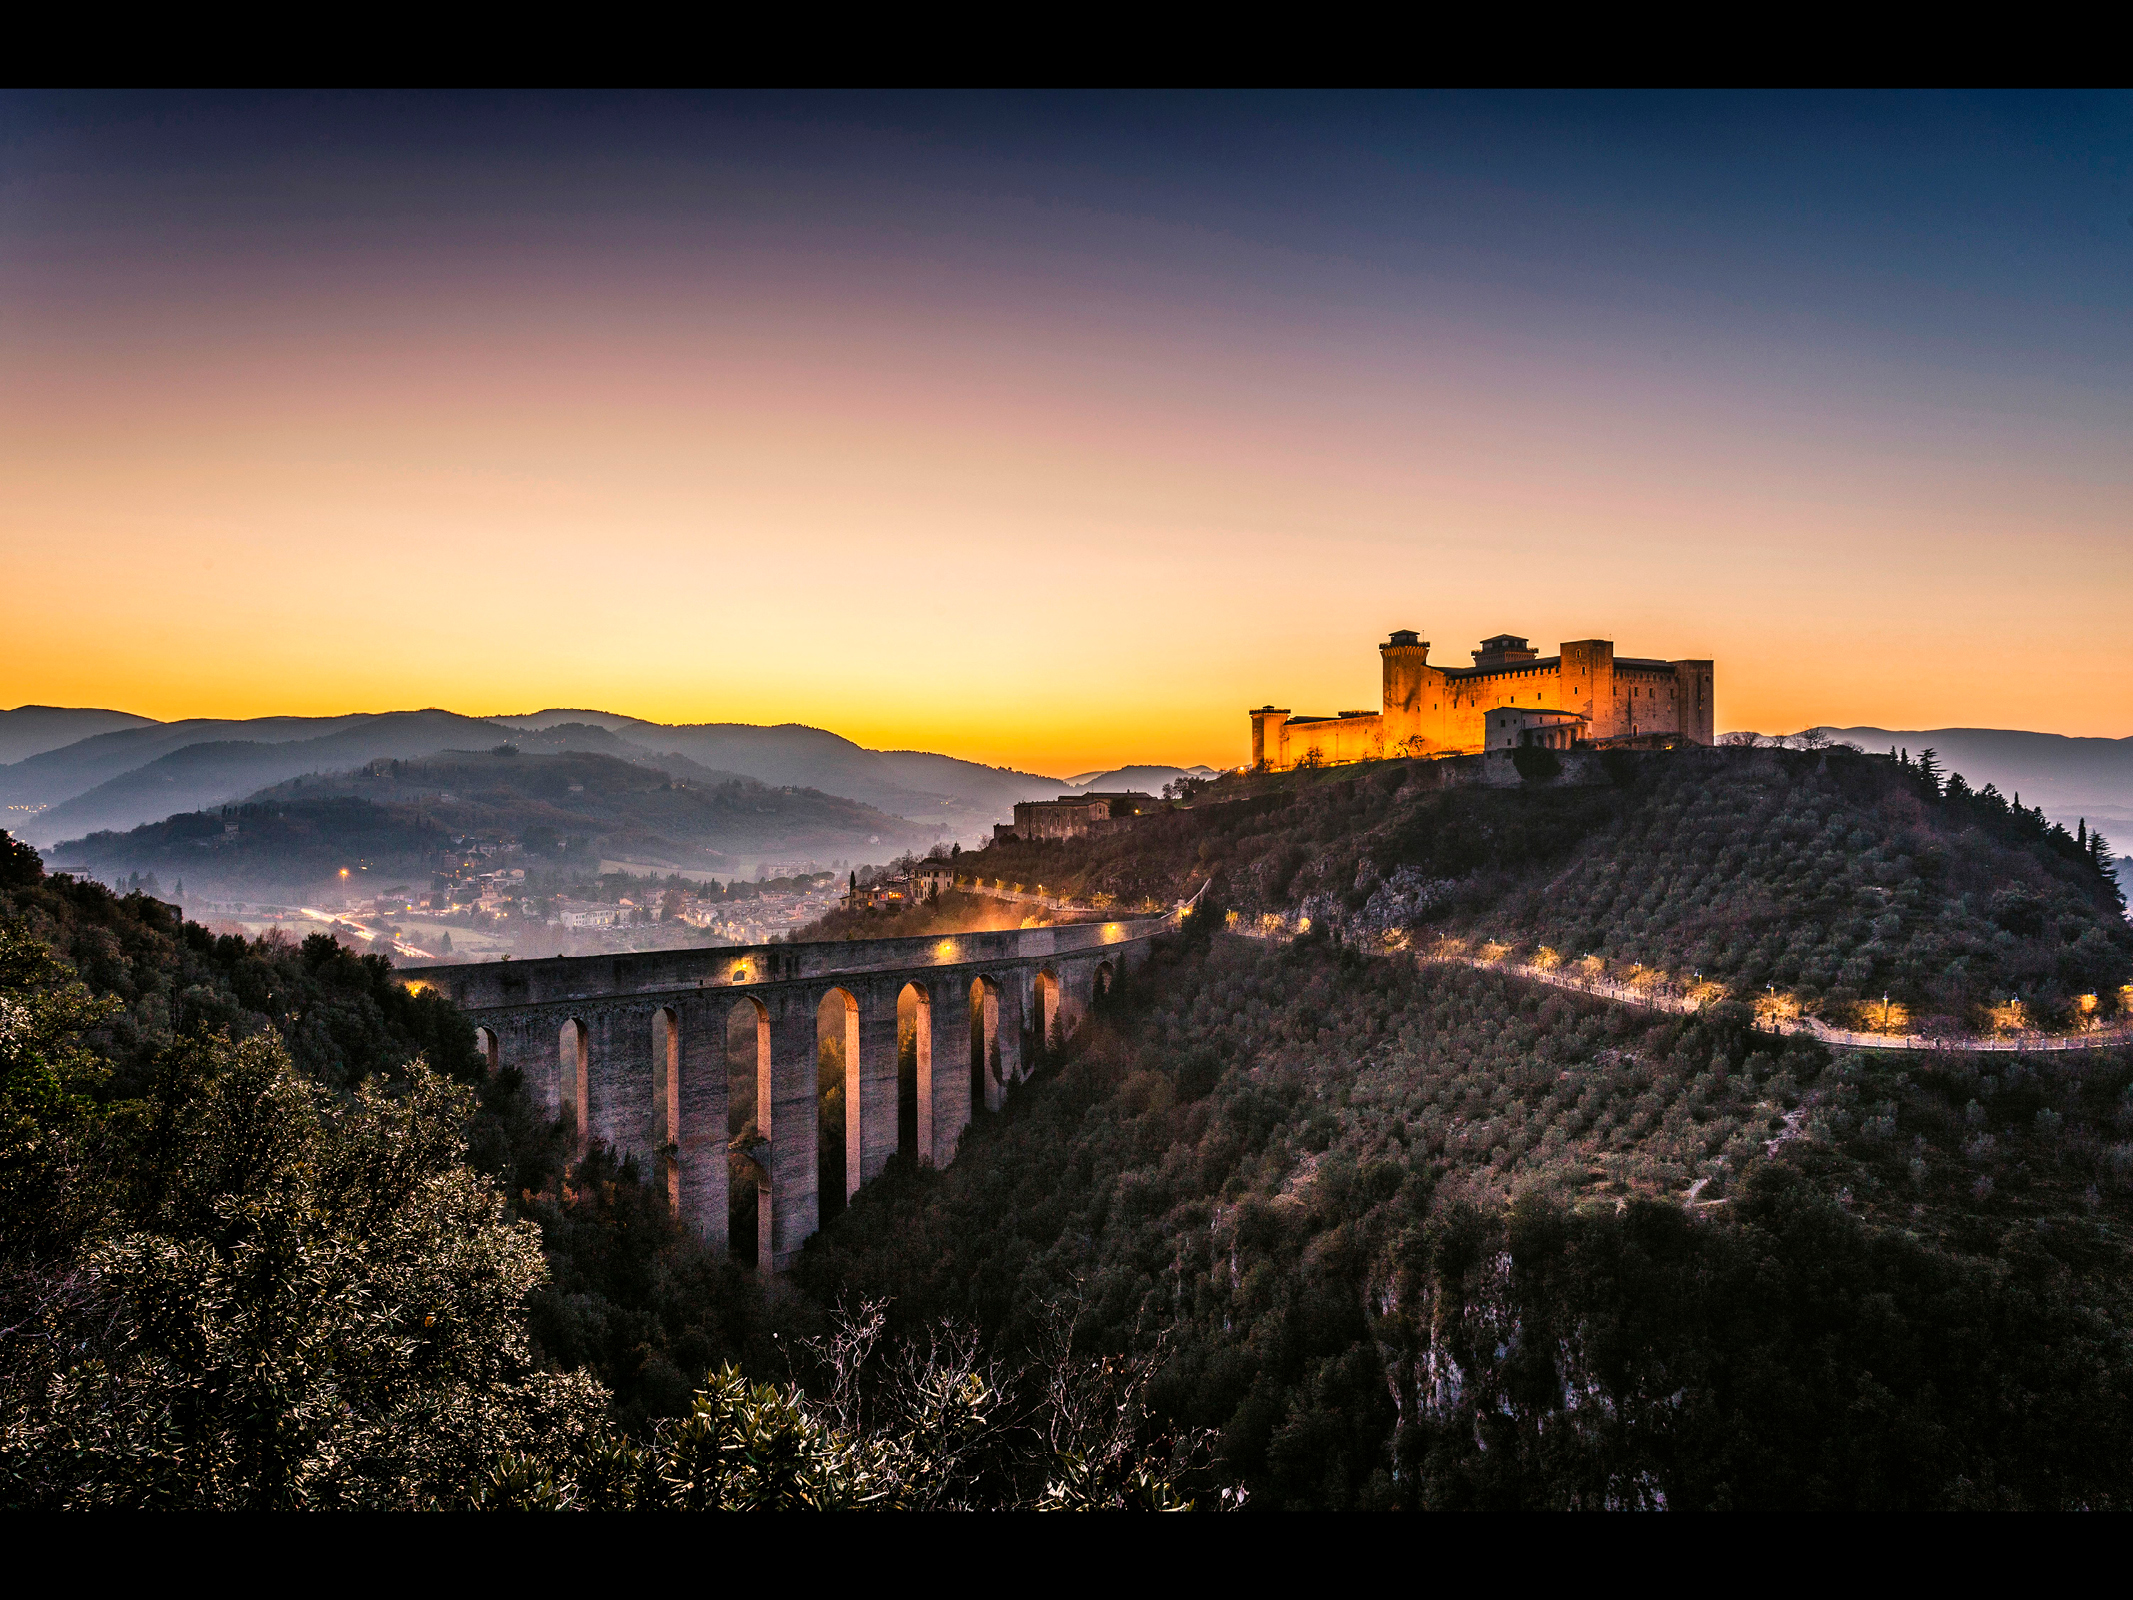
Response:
[0, 999, 607, 1507]
[0, 840, 1225, 1508]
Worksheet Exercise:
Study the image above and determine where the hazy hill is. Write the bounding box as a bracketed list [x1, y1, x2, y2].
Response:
[4, 707, 1071, 847]
[0, 705, 160, 766]
[494, 711, 1066, 822]
[28, 711, 516, 842]
[0, 713, 379, 821]
[1829, 726, 2133, 835]
[46, 747, 941, 897]
[1064, 763, 1222, 793]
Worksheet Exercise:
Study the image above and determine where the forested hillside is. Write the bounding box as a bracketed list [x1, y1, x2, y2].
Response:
[969, 746, 2130, 1033]
[798, 915, 2133, 1508]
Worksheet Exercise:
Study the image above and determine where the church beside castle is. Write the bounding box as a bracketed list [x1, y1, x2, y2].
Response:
[1250, 631, 1714, 771]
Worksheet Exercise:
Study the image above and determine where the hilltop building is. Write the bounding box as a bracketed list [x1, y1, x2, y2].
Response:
[1251, 631, 1713, 771]
[995, 791, 1155, 843]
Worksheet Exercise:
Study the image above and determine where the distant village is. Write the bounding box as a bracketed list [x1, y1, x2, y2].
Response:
[176, 832, 853, 961]
[114, 787, 1182, 961]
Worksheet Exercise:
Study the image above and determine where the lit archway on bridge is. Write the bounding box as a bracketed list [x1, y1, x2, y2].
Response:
[898, 982, 931, 1164]
[1094, 961, 1115, 1004]
[818, 988, 860, 1219]
[726, 998, 769, 1269]
[558, 1018, 589, 1157]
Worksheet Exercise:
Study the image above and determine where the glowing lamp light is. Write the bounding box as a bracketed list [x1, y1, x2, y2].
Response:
[339, 868, 349, 879]
[936, 939, 957, 962]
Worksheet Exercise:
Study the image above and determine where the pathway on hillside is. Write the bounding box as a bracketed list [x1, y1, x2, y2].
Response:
[968, 882, 2128, 1055]
[1234, 926, 2130, 1055]
[1423, 951, 2132, 1053]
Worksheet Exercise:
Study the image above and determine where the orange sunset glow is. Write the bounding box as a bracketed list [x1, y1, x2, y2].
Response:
[5, 94, 2129, 776]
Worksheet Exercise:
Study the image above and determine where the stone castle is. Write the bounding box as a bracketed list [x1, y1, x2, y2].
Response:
[1251, 631, 1714, 771]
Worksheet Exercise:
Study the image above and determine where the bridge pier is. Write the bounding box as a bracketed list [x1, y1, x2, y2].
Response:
[676, 998, 727, 1251]
[768, 997, 820, 1273]
[593, 1008, 655, 1160]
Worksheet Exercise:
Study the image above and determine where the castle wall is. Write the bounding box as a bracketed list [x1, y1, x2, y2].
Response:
[1272, 712, 1383, 768]
[1561, 640, 1614, 737]
[1255, 632, 1713, 770]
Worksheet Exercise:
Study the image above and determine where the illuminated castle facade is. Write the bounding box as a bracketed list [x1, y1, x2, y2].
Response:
[1250, 631, 1714, 771]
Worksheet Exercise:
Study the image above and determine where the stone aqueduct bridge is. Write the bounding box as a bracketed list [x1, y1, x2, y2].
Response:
[403, 907, 1184, 1270]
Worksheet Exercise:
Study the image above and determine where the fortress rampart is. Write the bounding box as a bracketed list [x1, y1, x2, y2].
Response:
[1252, 630, 1713, 771]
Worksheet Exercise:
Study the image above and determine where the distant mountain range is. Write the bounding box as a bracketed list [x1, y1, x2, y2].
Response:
[0, 704, 159, 766]
[1062, 764, 1224, 792]
[45, 747, 939, 898]
[0, 705, 1221, 864]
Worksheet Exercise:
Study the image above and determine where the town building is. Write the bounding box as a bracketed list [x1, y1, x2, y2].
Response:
[1251, 631, 1714, 771]
[555, 898, 629, 929]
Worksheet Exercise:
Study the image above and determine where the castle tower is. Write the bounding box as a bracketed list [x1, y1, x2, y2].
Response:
[1249, 706, 1290, 772]
[1671, 659, 1716, 744]
[1379, 629, 1432, 752]
[1559, 640, 1615, 738]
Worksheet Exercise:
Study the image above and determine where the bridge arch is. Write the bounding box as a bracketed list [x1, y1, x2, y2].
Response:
[473, 1026, 500, 1073]
[898, 981, 932, 1164]
[818, 987, 861, 1219]
[969, 976, 1000, 1113]
[558, 1018, 589, 1155]
[1094, 960, 1116, 1003]
[726, 996, 770, 1269]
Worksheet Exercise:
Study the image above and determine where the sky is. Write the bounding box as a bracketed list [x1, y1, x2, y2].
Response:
[3, 91, 2129, 777]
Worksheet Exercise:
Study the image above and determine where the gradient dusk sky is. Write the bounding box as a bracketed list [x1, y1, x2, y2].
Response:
[4, 92, 2128, 776]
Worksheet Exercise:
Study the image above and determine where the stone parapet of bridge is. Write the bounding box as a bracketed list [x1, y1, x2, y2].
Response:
[402, 905, 1186, 1271]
